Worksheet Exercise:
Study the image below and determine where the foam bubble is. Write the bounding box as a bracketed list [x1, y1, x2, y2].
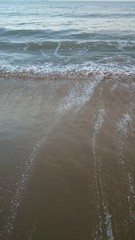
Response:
[116, 113, 135, 221]
[116, 113, 131, 135]
[0, 58, 135, 79]
[104, 210, 114, 240]
[58, 78, 101, 113]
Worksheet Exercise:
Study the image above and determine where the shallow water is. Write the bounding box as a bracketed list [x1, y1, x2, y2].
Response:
[0, 71, 135, 240]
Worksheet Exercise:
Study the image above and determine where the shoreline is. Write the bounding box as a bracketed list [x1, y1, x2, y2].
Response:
[0, 73, 135, 239]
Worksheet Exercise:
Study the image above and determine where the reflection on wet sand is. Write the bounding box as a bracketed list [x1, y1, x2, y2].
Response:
[0, 72, 135, 240]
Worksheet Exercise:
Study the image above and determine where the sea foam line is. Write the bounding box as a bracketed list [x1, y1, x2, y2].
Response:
[116, 112, 135, 221]
[3, 77, 101, 239]
[0, 57, 135, 79]
[4, 130, 50, 238]
[91, 107, 114, 240]
[4, 103, 64, 238]
[58, 77, 102, 113]
[116, 113, 131, 136]
[54, 41, 64, 59]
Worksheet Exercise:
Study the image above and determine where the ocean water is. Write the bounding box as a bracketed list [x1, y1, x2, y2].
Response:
[0, 1, 135, 240]
[0, 0, 135, 74]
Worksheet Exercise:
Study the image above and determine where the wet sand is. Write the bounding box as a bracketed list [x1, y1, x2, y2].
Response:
[0, 73, 135, 240]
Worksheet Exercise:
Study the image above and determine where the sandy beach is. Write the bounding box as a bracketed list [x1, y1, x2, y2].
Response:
[0, 72, 135, 239]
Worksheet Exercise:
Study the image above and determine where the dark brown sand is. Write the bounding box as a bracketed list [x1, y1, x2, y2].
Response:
[0, 72, 135, 240]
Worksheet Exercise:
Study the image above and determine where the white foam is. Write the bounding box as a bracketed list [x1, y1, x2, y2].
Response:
[104, 209, 114, 240]
[0, 58, 135, 77]
[93, 108, 105, 139]
[128, 173, 135, 195]
[58, 77, 102, 113]
[54, 41, 63, 59]
[116, 113, 135, 221]
[92, 107, 106, 180]
[117, 41, 129, 51]
[116, 113, 131, 135]
[4, 131, 50, 236]
[91, 107, 114, 240]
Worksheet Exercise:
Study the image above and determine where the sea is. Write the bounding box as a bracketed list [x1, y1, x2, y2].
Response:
[0, 1, 135, 240]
